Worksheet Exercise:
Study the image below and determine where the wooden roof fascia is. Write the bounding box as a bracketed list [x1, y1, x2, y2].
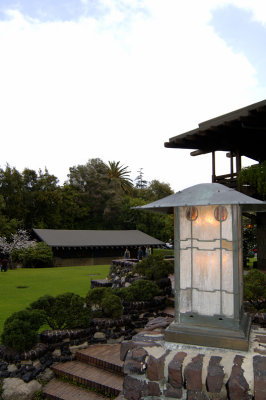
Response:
[165, 100, 266, 161]
[198, 99, 266, 130]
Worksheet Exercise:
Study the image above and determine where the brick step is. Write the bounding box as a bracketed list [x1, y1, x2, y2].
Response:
[44, 378, 110, 400]
[76, 343, 124, 375]
[51, 361, 123, 397]
[162, 306, 174, 317]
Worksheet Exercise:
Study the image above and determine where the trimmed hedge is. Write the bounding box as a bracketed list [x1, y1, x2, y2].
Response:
[134, 254, 174, 281]
[114, 279, 161, 302]
[86, 287, 123, 319]
[12, 242, 53, 268]
[244, 269, 266, 311]
[1, 310, 45, 352]
[30, 292, 91, 330]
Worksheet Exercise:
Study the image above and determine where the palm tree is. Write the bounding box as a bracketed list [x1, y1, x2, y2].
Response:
[105, 161, 133, 194]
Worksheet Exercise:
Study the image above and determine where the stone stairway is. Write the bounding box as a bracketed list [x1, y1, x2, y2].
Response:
[43, 343, 124, 400]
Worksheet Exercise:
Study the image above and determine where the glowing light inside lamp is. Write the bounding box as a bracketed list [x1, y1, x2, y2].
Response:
[186, 206, 198, 221]
[214, 206, 227, 221]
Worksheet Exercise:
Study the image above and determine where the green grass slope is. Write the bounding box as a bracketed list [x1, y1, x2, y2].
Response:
[0, 265, 110, 338]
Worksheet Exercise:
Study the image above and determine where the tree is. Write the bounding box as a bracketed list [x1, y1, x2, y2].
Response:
[22, 168, 62, 229]
[68, 158, 125, 229]
[0, 165, 62, 230]
[135, 168, 147, 189]
[0, 165, 25, 222]
[105, 161, 133, 194]
[0, 229, 36, 261]
[0, 195, 20, 238]
[147, 180, 174, 201]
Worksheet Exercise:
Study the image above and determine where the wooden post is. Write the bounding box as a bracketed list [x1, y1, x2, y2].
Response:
[230, 151, 234, 179]
[212, 151, 216, 183]
[235, 151, 242, 190]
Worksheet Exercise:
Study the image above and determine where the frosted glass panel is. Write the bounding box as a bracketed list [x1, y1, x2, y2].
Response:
[180, 249, 191, 289]
[179, 289, 191, 313]
[176, 204, 239, 320]
[193, 249, 220, 291]
[222, 250, 233, 292]
[192, 290, 220, 316]
[222, 292, 234, 317]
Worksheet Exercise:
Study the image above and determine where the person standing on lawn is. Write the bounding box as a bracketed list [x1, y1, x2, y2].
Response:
[1, 256, 8, 272]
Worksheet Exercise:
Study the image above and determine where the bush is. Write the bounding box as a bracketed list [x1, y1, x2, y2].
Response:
[134, 254, 174, 281]
[86, 287, 123, 319]
[30, 292, 91, 329]
[244, 269, 266, 311]
[1, 309, 45, 352]
[12, 242, 53, 268]
[114, 279, 161, 302]
[101, 294, 123, 319]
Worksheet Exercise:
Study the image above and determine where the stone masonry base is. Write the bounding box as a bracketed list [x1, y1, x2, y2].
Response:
[121, 319, 266, 400]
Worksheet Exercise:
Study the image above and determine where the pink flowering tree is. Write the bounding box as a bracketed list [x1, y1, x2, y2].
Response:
[0, 229, 36, 260]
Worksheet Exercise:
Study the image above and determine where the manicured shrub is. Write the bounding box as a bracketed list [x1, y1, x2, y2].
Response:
[101, 294, 123, 319]
[244, 269, 266, 311]
[30, 292, 91, 329]
[4, 309, 45, 329]
[86, 287, 111, 308]
[12, 242, 53, 268]
[114, 279, 161, 302]
[134, 254, 174, 281]
[86, 287, 123, 319]
[29, 295, 56, 328]
[1, 309, 45, 352]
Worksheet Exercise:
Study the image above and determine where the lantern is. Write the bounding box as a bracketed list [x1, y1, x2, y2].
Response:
[137, 183, 266, 350]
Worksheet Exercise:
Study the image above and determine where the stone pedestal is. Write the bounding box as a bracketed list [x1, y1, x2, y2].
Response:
[164, 313, 251, 351]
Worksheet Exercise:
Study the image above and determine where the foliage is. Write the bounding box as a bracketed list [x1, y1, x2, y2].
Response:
[30, 292, 91, 330]
[1, 309, 45, 352]
[33, 391, 45, 400]
[238, 161, 266, 199]
[114, 279, 161, 302]
[242, 221, 257, 267]
[12, 242, 53, 268]
[134, 254, 174, 281]
[0, 165, 61, 230]
[244, 269, 266, 311]
[86, 287, 123, 319]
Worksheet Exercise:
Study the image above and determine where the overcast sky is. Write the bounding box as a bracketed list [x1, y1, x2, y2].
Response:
[0, 0, 265, 191]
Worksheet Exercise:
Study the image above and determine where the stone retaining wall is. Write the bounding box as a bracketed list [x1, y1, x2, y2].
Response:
[121, 321, 266, 400]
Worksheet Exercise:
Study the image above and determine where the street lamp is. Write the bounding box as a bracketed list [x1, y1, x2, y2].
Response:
[137, 183, 266, 350]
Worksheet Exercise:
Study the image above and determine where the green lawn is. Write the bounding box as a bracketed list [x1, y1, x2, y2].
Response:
[0, 265, 110, 338]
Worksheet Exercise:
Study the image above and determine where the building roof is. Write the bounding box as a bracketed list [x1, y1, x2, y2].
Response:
[165, 99, 266, 162]
[136, 183, 266, 214]
[32, 229, 164, 248]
